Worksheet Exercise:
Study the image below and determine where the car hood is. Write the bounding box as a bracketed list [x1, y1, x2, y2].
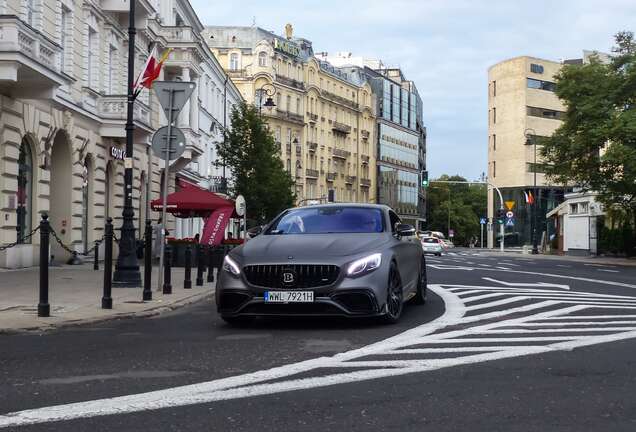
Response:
[232, 233, 392, 261]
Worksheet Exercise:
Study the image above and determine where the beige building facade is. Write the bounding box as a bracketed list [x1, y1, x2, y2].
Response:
[204, 25, 377, 204]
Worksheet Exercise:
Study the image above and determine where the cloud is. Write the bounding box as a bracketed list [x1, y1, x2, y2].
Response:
[191, 0, 635, 178]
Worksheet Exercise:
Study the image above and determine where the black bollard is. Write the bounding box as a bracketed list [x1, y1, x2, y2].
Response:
[93, 240, 100, 270]
[184, 244, 192, 289]
[102, 218, 113, 309]
[207, 246, 214, 283]
[143, 220, 152, 301]
[195, 244, 204, 286]
[163, 244, 172, 294]
[38, 214, 50, 317]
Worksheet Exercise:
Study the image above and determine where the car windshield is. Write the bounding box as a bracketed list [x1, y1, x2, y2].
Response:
[422, 238, 439, 243]
[266, 206, 384, 235]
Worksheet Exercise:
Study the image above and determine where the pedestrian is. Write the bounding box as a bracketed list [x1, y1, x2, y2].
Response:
[194, 233, 200, 244]
[152, 217, 166, 261]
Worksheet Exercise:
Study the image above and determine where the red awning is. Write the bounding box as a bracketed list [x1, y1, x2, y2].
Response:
[151, 185, 236, 218]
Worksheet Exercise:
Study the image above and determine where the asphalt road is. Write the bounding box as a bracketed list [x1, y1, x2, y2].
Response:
[2, 249, 636, 431]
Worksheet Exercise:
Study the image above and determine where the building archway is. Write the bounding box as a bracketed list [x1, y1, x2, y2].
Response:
[81, 155, 95, 252]
[17, 135, 36, 243]
[49, 131, 73, 258]
[105, 160, 116, 220]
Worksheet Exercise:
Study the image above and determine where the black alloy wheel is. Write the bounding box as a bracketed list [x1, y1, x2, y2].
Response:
[410, 255, 428, 305]
[382, 262, 404, 324]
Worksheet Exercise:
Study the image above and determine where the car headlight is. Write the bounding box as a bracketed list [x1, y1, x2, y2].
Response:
[347, 253, 382, 277]
[223, 255, 241, 276]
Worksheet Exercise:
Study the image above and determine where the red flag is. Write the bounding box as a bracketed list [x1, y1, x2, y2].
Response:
[524, 191, 535, 205]
[133, 47, 171, 99]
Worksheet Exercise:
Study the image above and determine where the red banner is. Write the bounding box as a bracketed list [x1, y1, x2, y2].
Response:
[200, 206, 233, 246]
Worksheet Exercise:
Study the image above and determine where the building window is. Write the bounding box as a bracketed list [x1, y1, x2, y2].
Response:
[17, 138, 33, 243]
[492, 160, 496, 178]
[492, 134, 496, 151]
[527, 162, 549, 173]
[492, 80, 496, 97]
[295, 97, 300, 114]
[530, 63, 544, 74]
[492, 107, 496, 124]
[286, 95, 291, 112]
[60, 6, 70, 71]
[107, 46, 117, 94]
[258, 51, 267, 67]
[229, 53, 239, 70]
[569, 203, 578, 214]
[527, 78, 556, 92]
[87, 28, 98, 88]
[527, 106, 565, 120]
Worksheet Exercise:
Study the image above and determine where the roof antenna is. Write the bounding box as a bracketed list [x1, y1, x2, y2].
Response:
[252, 16, 256, 26]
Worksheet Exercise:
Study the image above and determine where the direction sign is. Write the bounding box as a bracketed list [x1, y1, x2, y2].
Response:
[449, 229, 454, 238]
[153, 81, 196, 123]
[235, 195, 246, 217]
[506, 211, 514, 219]
[151, 126, 186, 160]
[505, 218, 515, 227]
[505, 201, 515, 211]
[480, 217, 487, 225]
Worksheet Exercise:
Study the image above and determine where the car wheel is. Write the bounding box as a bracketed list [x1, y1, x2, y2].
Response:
[436, 252, 442, 257]
[381, 262, 404, 324]
[221, 315, 254, 326]
[410, 256, 428, 305]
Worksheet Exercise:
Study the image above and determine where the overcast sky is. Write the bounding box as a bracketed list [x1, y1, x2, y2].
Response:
[191, 0, 636, 180]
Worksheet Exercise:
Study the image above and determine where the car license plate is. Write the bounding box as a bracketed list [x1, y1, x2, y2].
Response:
[264, 291, 314, 303]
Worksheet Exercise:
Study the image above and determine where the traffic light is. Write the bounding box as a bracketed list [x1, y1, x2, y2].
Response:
[496, 209, 505, 224]
[421, 170, 429, 188]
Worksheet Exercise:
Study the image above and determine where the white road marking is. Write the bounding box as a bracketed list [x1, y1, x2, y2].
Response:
[495, 266, 511, 270]
[5, 280, 636, 428]
[482, 277, 570, 290]
[597, 269, 620, 273]
[556, 265, 571, 268]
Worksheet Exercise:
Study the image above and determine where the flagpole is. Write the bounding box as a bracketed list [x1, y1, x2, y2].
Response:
[113, 0, 142, 287]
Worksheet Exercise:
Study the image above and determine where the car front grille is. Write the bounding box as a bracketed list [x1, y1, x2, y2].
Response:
[243, 264, 340, 289]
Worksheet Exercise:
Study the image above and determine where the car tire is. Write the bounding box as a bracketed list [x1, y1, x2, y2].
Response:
[221, 315, 254, 326]
[381, 262, 404, 324]
[436, 252, 442, 257]
[410, 256, 428, 305]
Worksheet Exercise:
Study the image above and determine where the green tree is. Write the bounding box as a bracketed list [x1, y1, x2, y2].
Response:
[540, 31, 636, 238]
[426, 175, 487, 246]
[217, 102, 295, 225]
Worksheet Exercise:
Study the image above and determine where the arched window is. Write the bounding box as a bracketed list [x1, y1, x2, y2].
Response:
[258, 51, 267, 67]
[229, 53, 239, 71]
[17, 138, 33, 243]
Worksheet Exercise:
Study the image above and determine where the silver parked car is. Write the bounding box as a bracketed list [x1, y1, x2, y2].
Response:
[421, 236, 444, 256]
[216, 204, 427, 325]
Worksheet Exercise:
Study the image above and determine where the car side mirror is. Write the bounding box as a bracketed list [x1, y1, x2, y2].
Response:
[396, 224, 416, 238]
[247, 225, 263, 237]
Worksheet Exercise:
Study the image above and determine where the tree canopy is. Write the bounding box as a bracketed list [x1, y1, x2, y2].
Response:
[217, 102, 295, 226]
[426, 175, 487, 246]
[540, 31, 636, 223]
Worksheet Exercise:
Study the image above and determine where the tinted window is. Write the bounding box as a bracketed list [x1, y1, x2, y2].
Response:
[422, 238, 439, 243]
[266, 207, 385, 234]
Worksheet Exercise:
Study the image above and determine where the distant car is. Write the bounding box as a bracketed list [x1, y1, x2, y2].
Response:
[216, 204, 427, 325]
[421, 237, 443, 256]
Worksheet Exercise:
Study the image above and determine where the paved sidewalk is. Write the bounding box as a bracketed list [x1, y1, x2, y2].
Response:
[474, 249, 636, 267]
[0, 263, 215, 334]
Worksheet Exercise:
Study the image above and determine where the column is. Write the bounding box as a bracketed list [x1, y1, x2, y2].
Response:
[179, 67, 191, 128]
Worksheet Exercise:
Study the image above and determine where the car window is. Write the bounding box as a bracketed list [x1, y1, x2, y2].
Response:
[388, 211, 401, 233]
[266, 206, 385, 234]
[422, 238, 439, 243]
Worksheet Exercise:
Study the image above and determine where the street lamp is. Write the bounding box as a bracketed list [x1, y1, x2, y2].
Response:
[112, 0, 141, 287]
[257, 83, 276, 115]
[525, 128, 539, 255]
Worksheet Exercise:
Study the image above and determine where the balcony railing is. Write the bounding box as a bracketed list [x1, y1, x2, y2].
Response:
[267, 109, 305, 125]
[98, 95, 151, 126]
[306, 169, 319, 179]
[158, 25, 198, 44]
[361, 129, 370, 139]
[361, 155, 370, 164]
[275, 74, 305, 90]
[332, 121, 352, 135]
[360, 178, 371, 187]
[345, 175, 356, 184]
[307, 142, 318, 152]
[332, 148, 351, 159]
[307, 112, 319, 122]
[326, 172, 337, 182]
[321, 89, 359, 110]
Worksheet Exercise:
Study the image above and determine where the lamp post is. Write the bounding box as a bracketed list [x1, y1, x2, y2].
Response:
[525, 128, 539, 255]
[257, 83, 276, 115]
[113, 0, 141, 287]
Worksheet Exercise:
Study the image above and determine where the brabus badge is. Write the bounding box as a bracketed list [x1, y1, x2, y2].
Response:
[283, 272, 295, 284]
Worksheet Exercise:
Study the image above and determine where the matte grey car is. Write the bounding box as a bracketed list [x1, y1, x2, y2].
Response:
[216, 204, 427, 324]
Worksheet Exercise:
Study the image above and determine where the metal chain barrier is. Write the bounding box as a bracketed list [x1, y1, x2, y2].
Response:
[49, 228, 105, 257]
[0, 226, 40, 251]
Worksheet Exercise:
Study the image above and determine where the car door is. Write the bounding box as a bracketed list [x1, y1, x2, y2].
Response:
[388, 210, 419, 291]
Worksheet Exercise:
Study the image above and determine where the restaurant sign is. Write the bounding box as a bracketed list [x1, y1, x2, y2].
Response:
[274, 38, 300, 58]
[110, 146, 125, 160]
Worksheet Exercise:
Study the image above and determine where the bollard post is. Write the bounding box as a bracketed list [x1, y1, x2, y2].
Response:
[101, 218, 113, 309]
[195, 244, 204, 286]
[38, 214, 50, 317]
[163, 244, 172, 294]
[143, 220, 152, 301]
[207, 245, 215, 283]
[93, 240, 100, 270]
[184, 244, 192, 289]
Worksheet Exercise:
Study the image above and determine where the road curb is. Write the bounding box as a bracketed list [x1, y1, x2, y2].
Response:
[0, 290, 214, 336]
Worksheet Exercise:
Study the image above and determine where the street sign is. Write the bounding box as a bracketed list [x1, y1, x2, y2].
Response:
[151, 126, 187, 160]
[506, 211, 514, 219]
[235, 195, 246, 217]
[449, 229, 454, 238]
[153, 81, 196, 123]
[505, 201, 515, 211]
[480, 217, 487, 225]
[505, 218, 515, 227]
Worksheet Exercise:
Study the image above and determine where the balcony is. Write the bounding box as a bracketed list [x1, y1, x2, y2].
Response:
[321, 89, 359, 110]
[361, 129, 370, 139]
[306, 169, 319, 179]
[332, 121, 352, 135]
[345, 175, 356, 184]
[157, 25, 198, 45]
[326, 172, 337, 182]
[275, 74, 305, 90]
[307, 142, 318, 152]
[360, 178, 371, 187]
[361, 155, 370, 165]
[295, 145, 302, 156]
[0, 16, 70, 97]
[98, 96, 152, 137]
[101, 0, 155, 16]
[266, 109, 305, 126]
[332, 148, 351, 159]
[306, 112, 319, 123]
